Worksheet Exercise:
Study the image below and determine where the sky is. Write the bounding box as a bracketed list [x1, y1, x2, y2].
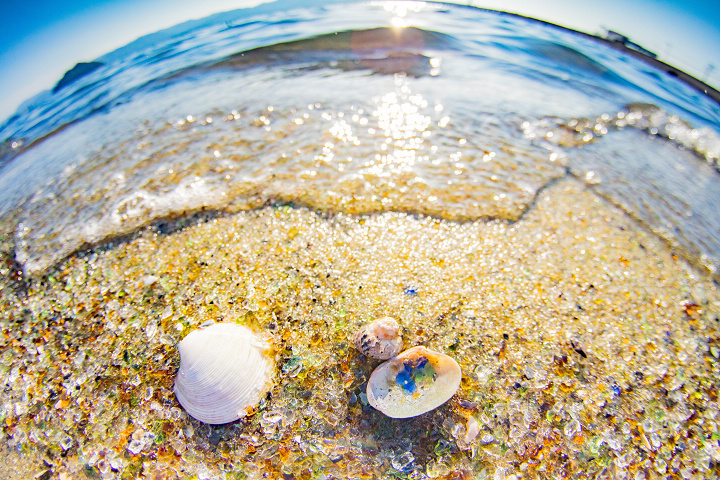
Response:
[0, 0, 719, 123]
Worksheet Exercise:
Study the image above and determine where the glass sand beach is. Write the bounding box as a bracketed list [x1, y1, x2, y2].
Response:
[1, 2, 720, 479]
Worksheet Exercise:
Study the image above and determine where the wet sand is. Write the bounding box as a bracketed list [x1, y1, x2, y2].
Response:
[1, 178, 719, 479]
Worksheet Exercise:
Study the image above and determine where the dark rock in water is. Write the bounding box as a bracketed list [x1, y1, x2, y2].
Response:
[52, 61, 104, 93]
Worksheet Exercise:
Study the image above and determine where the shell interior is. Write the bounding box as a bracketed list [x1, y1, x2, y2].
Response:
[366, 346, 461, 418]
[174, 323, 273, 424]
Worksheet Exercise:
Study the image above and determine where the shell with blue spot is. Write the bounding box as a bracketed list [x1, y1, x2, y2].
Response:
[366, 346, 462, 418]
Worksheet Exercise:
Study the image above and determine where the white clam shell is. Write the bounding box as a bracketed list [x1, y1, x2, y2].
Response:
[353, 316, 403, 360]
[174, 323, 273, 424]
[367, 346, 461, 418]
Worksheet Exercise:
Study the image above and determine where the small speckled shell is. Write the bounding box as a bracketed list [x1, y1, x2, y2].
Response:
[353, 317, 403, 360]
[366, 346, 461, 418]
[174, 323, 273, 424]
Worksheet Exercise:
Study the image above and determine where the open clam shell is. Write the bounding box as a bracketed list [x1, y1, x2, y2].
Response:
[174, 323, 274, 424]
[366, 346, 461, 418]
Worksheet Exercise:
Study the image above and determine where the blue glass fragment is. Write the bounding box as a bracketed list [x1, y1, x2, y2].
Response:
[396, 370, 416, 394]
[416, 356, 428, 369]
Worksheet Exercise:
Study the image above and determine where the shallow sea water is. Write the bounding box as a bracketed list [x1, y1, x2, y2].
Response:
[1, 1, 720, 479]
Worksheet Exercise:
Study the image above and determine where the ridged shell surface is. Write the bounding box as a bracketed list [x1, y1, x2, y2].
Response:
[353, 316, 403, 360]
[174, 323, 273, 424]
[366, 346, 461, 418]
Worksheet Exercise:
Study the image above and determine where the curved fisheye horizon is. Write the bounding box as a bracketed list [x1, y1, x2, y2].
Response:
[0, 0, 719, 125]
[3, 0, 720, 477]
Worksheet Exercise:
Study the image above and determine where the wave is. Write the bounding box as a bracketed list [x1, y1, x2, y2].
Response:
[523, 103, 720, 167]
[9, 95, 720, 280]
[8, 76, 565, 275]
[524, 103, 720, 278]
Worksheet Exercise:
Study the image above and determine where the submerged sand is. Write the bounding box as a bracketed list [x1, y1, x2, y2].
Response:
[1, 179, 719, 479]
